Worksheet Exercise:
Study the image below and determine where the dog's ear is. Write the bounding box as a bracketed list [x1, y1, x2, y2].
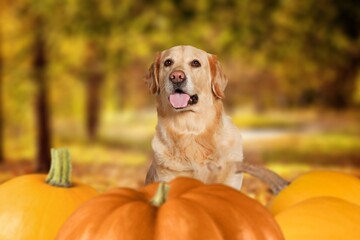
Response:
[208, 54, 228, 99]
[146, 52, 161, 95]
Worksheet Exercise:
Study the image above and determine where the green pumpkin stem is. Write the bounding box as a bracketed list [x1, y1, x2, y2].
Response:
[45, 148, 72, 188]
[150, 182, 170, 207]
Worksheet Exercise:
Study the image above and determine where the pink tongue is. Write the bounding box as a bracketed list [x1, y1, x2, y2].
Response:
[169, 93, 190, 108]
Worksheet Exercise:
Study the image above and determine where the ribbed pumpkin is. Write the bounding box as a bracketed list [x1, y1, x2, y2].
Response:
[57, 177, 284, 240]
[268, 171, 360, 215]
[0, 148, 98, 240]
[275, 197, 360, 240]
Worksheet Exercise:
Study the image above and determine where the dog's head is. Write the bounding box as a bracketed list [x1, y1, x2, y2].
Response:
[146, 45, 228, 112]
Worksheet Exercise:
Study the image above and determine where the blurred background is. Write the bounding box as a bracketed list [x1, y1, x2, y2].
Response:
[1, 0, 359, 203]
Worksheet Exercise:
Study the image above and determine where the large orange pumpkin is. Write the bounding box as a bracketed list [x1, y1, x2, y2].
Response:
[268, 171, 360, 215]
[262, 170, 360, 240]
[275, 197, 360, 240]
[57, 177, 284, 240]
[0, 148, 98, 240]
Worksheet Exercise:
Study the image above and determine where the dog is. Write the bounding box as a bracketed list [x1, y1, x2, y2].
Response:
[145, 45, 243, 189]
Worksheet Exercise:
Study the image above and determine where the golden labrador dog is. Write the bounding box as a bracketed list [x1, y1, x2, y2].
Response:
[145, 45, 243, 189]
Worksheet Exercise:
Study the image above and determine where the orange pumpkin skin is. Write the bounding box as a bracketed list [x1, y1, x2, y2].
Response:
[57, 177, 284, 240]
[268, 171, 360, 215]
[275, 197, 360, 240]
[0, 174, 98, 240]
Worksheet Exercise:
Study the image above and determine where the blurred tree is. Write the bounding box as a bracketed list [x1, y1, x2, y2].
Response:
[0, 5, 4, 163]
[65, 0, 113, 140]
[31, 15, 51, 172]
[267, 0, 360, 108]
[13, 0, 63, 172]
[83, 41, 105, 139]
[316, 0, 360, 108]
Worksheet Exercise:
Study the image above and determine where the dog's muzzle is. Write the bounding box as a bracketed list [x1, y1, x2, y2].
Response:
[169, 89, 198, 109]
[168, 70, 198, 109]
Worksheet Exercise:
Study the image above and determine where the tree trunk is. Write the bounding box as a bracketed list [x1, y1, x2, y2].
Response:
[0, 20, 3, 163]
[33, 16, 51, 172]
[84, 41, 104, 140]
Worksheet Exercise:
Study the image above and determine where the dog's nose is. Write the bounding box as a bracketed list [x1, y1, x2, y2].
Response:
[169, 70, 186, 83]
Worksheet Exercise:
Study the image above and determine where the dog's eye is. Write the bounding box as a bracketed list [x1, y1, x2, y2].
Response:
[164, 59, 173, 67]
[190, 59, 201, 68]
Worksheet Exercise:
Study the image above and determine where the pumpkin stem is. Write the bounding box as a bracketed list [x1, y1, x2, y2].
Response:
[150, 182, 170, 207]
[45, 148, 72, 188]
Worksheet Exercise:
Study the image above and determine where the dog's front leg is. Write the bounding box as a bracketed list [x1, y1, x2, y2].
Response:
[145, 161, 158, 185]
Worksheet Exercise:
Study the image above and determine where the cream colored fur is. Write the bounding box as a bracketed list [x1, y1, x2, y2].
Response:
[145, 45, 243, 189]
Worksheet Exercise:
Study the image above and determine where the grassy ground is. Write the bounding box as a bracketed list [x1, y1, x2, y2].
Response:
[1, 108, 359, 205]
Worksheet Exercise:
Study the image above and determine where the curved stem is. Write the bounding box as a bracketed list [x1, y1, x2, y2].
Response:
[45, 148, 72, 188]
[235, 162, 289, 195]
[150, 182, 170, 207]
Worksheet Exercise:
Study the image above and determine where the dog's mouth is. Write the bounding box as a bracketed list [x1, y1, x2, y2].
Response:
[169, 89, 198, 109]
